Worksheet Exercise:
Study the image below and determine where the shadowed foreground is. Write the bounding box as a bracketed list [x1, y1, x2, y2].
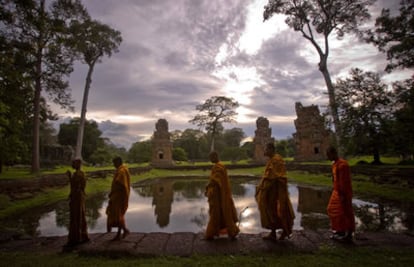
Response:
[1, 230, 413, 257]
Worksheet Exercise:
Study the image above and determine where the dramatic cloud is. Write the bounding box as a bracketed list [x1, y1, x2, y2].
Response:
[51, 0, 409, 149]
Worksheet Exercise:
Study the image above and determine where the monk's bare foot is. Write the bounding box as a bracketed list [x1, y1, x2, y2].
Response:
[262, 232, 277, 241]
[279, 231, 288, 240]
[122, 229, 130, 239]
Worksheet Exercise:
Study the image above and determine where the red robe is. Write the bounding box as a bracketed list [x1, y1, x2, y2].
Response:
[327, 158, 355, 232]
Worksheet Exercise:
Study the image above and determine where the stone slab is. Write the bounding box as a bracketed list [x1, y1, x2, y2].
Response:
[165, 232, 195, 256]
[135, 232, 170, 256]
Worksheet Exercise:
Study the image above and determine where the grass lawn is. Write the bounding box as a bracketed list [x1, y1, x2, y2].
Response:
[0, 246, 413, 267]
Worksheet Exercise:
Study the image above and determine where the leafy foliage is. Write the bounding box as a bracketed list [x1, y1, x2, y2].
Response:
[366, 0, 414, 72]
[128, 140, 152, 163]
[172, 129, 209, 160]
[58, 118, 104, 162]
[172, 147, 188, 161]
[189, 96, 239, 152]
[0, 0, 90, 172]
[389, 78, 414, 159]
[334, 68, 393, 163]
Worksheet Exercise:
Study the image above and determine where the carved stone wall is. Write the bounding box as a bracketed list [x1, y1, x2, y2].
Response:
[253, 117, 275, 164]
[293, 102, 332, 161]
[151, 119, 174, 167]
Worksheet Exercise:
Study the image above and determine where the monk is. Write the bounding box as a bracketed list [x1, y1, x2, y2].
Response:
[256, 143, 295, 241]
[204, 151, 240, 240]
[66, 159, 89, 246]
[106, 157, 131, 240]
[326, 146, 355, 241]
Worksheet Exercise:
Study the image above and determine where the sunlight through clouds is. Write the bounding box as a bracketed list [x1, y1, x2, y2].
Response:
[211, 0, 288, 124]
[237, 0, 287, 55]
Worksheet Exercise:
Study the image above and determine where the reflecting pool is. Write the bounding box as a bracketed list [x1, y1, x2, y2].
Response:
[3, 177, 413, 237]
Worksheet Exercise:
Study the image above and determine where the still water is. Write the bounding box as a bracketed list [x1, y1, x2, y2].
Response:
[5, 177, 414, 237]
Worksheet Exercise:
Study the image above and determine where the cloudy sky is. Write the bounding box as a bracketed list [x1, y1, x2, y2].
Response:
[52, 0, 409, 149]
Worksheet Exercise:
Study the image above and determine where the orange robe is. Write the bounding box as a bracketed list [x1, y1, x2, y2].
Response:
[106, 164, 131, 228]
[256, 154, 295, 235]
[327, 158, 355, 232]
[68, 169, 88, 244]
[205, 161, 240, 239]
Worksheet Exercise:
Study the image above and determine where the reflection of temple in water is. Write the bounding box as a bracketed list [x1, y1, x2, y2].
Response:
[152, 180, 174, 228]
[297, 186, 331, 230]
[298, 186, 331, 214]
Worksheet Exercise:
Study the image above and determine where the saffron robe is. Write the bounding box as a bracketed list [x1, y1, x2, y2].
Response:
[106, 164, 131, 228]
[256, 154, 295, 235]
[327, 158, 355, 232]
[68, 169, 88, 244]
[205, 161, 240, 239]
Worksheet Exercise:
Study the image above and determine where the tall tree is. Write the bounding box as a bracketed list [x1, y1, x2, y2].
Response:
[366, 0, 414, 160]
[366, 0, 414, 72]
[58, 118, 104, 162]
[68, 20, 122, 159]
[334, 68, 392, 163]
[1, 0, 89, 173]
[390, 79, 414, 160]
[263, 0, 375, 153]
[189, 96, 239, 152]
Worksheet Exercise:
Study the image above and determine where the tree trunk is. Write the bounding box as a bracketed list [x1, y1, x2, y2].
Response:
[319, 57, 343, 155]
[372, 147, 382, 165]
[210, 137, 215, 153]
[75, 64, 95, 159]
[31, 77, 41, 173]
[31, 0, 45, 174]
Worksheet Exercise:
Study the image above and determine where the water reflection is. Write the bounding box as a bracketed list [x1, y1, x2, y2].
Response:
[2, 177, 413, 237]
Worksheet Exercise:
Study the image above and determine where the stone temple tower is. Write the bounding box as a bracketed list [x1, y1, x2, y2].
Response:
[151, 118, 174, 167]
[293, 102, 332, 161]
[253, 116, 275, 164]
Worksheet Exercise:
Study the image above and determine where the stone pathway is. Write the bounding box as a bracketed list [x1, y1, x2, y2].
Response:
[1, 230, 413, 257]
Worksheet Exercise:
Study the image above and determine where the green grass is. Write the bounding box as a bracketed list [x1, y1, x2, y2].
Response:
[0, 163, 149, 180]
[0, 247, 413, 267]
[0, 175, 114, 219]
[287, 170, 414, 202]
[0, 155, 408, 180]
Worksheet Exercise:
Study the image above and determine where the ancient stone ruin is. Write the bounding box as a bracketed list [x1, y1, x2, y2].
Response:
[293, 102, 332, 161]
[151, 118, 174, 167]
[253, 116, 275, 164]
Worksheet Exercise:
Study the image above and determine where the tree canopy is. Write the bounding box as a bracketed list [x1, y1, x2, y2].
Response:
[0, 0, 90, 172]
[334, 68, 392, 163]
[189, 96, 239, 152]
[366, 0, 414, 72]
